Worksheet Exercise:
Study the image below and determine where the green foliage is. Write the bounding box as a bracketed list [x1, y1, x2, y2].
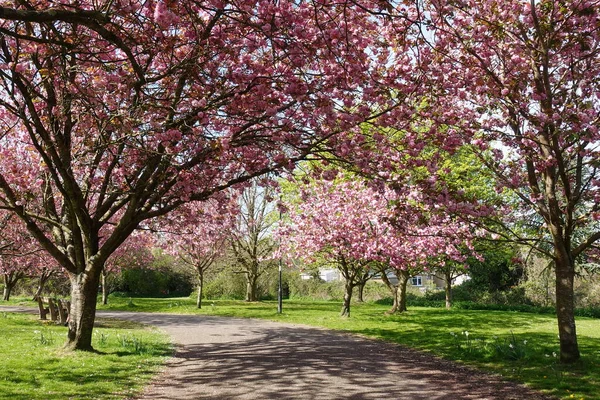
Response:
[0, 313, 171, 400]
[287, 276, 390, 302]
[288, 277, 345, 301]
[437, 145, 500, 202]
[466, 244, 523, 293]
[202, 270, 247, 300]
[118, 266, 193, 297]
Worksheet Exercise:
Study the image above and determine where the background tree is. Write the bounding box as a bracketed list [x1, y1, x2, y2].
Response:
[278, 176, 474, 316]
[0, 1, 406, 350]
[161, 198, 236, 308]
[0, 213, 42, 301]
[431, 257, 469, 309]
[230, 181, 277, 302]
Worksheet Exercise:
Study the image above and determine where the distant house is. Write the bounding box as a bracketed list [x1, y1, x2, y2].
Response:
[300, 268, 342, 282]
[373, 272, 470, 291]
[301, 268, 469, 289]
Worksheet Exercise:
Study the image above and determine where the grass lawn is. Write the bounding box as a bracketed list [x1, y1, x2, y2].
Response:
[96, 296, 600, 400]
[0, 309, 172, 400]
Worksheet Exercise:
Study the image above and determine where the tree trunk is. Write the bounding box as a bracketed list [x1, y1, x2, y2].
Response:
[196, 271, 204, 309]
[66, 269, 101, 351]
[386, 287, 400, 314]
[3, 272, 23, 301]
[357, 281, 365, 303]
[396, 270, 410, 313]
[2, 275, 12, 301]
[379, 270, 399, 314]
[33, 269, 54, 300]
[245, 271, 259, 302]
[445, 272, 453, 309]
[340, 279, 353, 317]
[555, 256, 580, 363]
[101, 270, 108, 305]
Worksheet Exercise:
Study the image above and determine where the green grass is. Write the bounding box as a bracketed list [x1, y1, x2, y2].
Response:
[0, 310, 172, 400]
[97, 296, 600, 400]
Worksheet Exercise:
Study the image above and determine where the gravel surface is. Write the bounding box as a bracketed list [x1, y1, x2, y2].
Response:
[1, 306, 555, 400]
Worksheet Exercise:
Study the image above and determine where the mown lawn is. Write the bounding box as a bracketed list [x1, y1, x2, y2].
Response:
[0, 310, 172, 400]
[97, 296, 600, 400]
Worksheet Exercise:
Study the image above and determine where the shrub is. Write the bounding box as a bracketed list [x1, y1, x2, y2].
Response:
[119, 266, 194, 297]
[202, 271, 246, 300]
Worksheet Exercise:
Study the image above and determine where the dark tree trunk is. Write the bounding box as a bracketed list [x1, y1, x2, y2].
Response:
[357, 281, 365, 303]
[3, 272, 23, 301]
[555, 255, 580, 363]
[33, 269, 54, 300]
[445, 271, 453, 309]
[340, 279, 353, 317]
[66, 268, 101, 351]
[245, 270, 259, 302]
[101, 269, 108, 305]
[196, 270, 204, 309]
[396, 270, 410, 313]
[2, 276, 12, 301]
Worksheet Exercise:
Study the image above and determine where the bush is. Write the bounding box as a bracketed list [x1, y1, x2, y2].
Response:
[119, 266, 194, 297]
[202, 271, 246, 300]
[288, 277, 345, 301]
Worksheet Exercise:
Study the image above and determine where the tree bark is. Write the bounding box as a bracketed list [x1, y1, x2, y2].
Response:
[101, 269, 108, 305]
[379, 269, 399, 314]
[357, 281, 365, 303]
[2, 272, 23, 301]
[196, 270, 204, 309]
[340, 279, 353, 317]
[66, 268, 101, 351]
[245, 270, 259, 302]
[445, 271, 453, 309]
[2, 276, 12, 301]
[396, 270, 410, 313]
[555, 255, 580, 363]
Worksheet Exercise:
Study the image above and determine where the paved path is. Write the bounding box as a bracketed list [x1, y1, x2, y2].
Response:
[2, 307, 554, 399]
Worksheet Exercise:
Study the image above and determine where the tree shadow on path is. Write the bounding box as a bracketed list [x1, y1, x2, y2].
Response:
[95, 312, 556, 400]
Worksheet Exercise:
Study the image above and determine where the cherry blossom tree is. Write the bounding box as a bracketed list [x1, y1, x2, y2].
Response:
[0, 1, 409, 350]
[278, 177, 473, 316]
[160, 198, 236, 308]
[0, 212, 41, 300]
[412, 0, 600, 363]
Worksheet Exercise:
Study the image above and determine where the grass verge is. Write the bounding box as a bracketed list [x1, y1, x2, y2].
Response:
[96, 296, 600, 400]
[0, 310, 172, 400]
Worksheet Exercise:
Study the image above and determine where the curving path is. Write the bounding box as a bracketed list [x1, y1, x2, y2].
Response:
[1, 306, 554, 399]
[95, 311, 553, 400]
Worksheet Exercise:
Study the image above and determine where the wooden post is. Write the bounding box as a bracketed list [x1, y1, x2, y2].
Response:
[47, 298, 59, 322]
[37, 297, 49, 320]
[57, 299, 69, 325]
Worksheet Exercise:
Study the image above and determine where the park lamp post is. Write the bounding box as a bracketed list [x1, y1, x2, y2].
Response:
[277, 200, 283, 314]
[278, 253, 283, 314]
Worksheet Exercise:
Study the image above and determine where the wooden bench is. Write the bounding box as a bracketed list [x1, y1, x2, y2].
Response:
[37, 297, 70, 325]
